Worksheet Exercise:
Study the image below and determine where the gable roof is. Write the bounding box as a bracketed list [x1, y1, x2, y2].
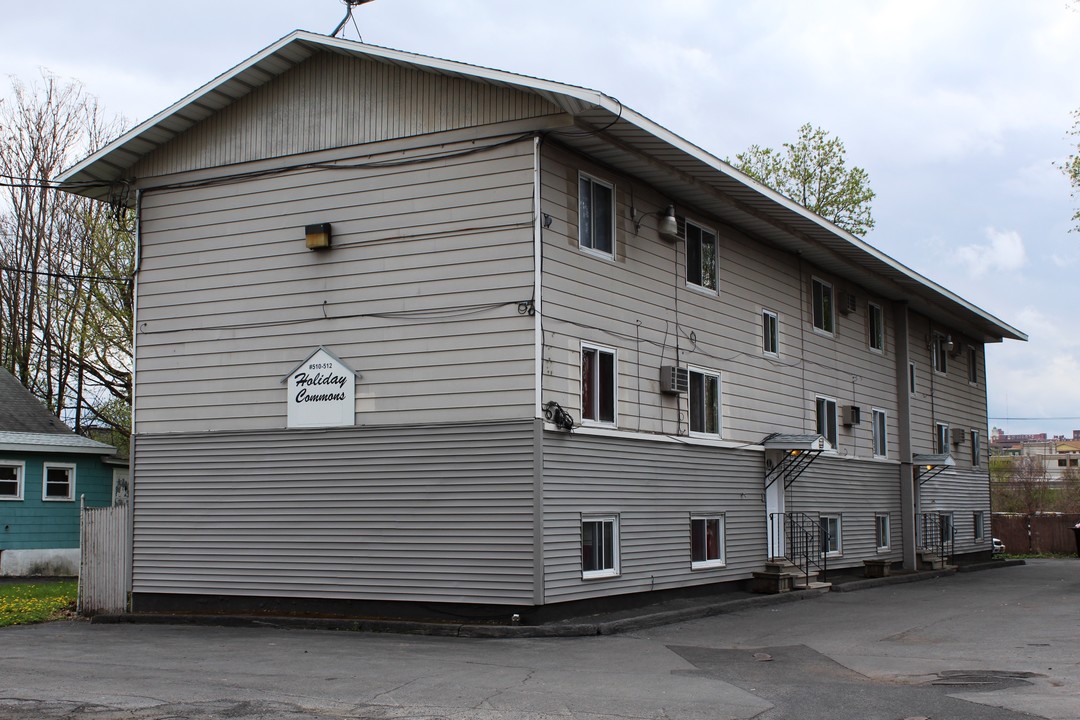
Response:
[0, 369, 115, 455]
[57, 30, 1025, 345]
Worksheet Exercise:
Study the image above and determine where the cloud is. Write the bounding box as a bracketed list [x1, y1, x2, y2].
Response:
[953, 227, 1027, 276]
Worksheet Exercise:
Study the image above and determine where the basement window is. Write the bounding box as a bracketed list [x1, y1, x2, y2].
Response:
[581, 514, 619, 579]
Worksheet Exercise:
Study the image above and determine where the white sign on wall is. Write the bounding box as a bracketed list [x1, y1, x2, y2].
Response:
[284, 347, 357, 429]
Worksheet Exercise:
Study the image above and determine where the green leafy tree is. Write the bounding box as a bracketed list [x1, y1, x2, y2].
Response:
[730, 123, 876, 236]
[1064, 109, 1080, 232]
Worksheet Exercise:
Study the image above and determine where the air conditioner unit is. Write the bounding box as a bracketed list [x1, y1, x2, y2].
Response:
[951, 427, 966, 445]
[841, 405, 862, 426]
[838, 291, 857, 315]
[660, 366, 689, 395]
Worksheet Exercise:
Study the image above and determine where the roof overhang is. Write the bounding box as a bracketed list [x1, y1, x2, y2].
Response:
[764, 433, 831, 490]
[56, 30, 1026, 345]
[914, 453, 956, 485]
[0, 432, 116, 456]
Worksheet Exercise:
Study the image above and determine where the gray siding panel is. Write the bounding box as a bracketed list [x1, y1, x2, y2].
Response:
[131, 421, 536, 604]
[920, 468, 992, 556]
[135, 137, 537, 433]
[542, 432, 766, 604]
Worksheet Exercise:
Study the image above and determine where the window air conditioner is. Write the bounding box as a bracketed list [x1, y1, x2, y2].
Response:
[951, 427, 966, 445]
[839, 291, 858, 315]
[841, 405, 862, 426]
[660, 366, 689, 395]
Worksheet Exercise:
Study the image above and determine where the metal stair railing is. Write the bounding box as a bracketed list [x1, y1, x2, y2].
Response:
[769, 512, 829, 586]
[918, 512, 953, 565]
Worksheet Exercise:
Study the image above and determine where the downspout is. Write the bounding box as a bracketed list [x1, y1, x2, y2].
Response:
[531, 135, 545, 607]
[894, 301, 916, 570]
[126, 187, 142, 608]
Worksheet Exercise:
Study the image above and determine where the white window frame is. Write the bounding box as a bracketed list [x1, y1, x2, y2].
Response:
[581, 343, 617, 427]
[811, 277, 835, 335]
[42, 462, 76, 502]
[909, 361, 917, 396]
[872, 409, 888, 458]
[816, 396, 838, 448]
[690, 513, 726, 569]
[875, 513, 891, 551]
[687, 367, 722, 437]
[0, 460, 25, 501]
[936, 422, 949, 454]
[939, 512, 955, 543]
[867, 302, 885, 353]
[762, 309, 779, 357]
[932, 333, 948, 375]
[971, 430, 981, 467]
[578, 172, 615, 260]
[973, 511, 985, 542]
[685, 219, 718, 294]
[581, 514, 620, 579]
[820, 514, 842, 556]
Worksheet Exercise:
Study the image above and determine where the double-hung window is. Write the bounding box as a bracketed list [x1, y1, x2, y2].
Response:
[685, 220, 718, 292]
[688, 368, 721, 436]
[42, 463, 75, 502]
[909, 362, 917, 396]
[762, 309, 779, 356]
[816, 396, 838, 448]
[971, 430, 981, 467]
[936, 422, 949, 454]
[820, 514, 842, 556]
[872, 409, 888, 458]
[578, 173, 614, 258]
[868, 302, 884, 352]
[812, 278, 834, 334]
[0, 462, 24, 501]
[581, 514, 619, 578]
[581, 344, 616, 425]
[875, 513, 891, 551]
[973, 511, 985, 541]
[690, 514, 725, 569]
[968, 346, 979, 384]
[932, 333, 949, 374]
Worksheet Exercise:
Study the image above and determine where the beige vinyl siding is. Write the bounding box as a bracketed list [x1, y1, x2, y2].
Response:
[788, 455, 904, 568]
[538, 143, 902, 454]
[131, 421, 536, 604]
[135, 136, 537, 433]
[133, 51, 560, 178]
[542, 432, 766, 604]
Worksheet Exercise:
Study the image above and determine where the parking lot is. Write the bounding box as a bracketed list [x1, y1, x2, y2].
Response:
[1, 559, 1077, 719]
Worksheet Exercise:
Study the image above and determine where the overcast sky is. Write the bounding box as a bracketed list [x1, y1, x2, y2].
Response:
[3, 1, 1078, 437]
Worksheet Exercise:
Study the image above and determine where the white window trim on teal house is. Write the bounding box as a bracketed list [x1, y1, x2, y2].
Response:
[578, 172, 615, 261]
[42, 462, 76, 502]
[581, 513, 620, 579]
[0, 460, 26, 501]
[690, 513, 726, 569]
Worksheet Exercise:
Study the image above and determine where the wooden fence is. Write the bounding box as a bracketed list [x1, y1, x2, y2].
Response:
[78, 501, 130, 615]
[992, 513, 1080, 556]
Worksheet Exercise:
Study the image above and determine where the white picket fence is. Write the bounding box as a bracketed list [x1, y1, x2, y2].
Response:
[78, 500, 130, 615]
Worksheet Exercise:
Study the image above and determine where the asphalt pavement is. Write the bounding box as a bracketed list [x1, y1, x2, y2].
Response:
[1, 559, 1077, 720]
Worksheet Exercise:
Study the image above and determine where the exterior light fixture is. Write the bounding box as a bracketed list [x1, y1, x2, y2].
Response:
[305, 223, 332, 250]
[658, 205, 680, 241]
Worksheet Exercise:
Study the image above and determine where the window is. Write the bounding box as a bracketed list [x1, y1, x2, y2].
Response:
[820, 514, 842, 556]
[872, 409, 888, 457]
[812, 278, 834, 334]
[690, 514, 726, 568]
[688, 368, 721, 436]
[1059, 458, 1068, 467]
[868, 302, 884, 352]
[578, 173, 614, 258]
[973, 511, 985, 541]
[875, 513, 891, 551]
[42, 463, 75, 502]
[685, 220, 718, 292]
[971, 430, 981, 467]
[1072, 458, 1079, 467]
[0, 462, 24, 501]
[581, 344, 616, 425]
[939, 513, 955, 542]
[581, 514, 619, 578]
[762, 309, 779, 356]
[908, 362, 917, 396]
[816, 396, 838, 447]
[936, 422, 949, 454]
[932, 333, 948, 374]
[968, 345, 978, 384]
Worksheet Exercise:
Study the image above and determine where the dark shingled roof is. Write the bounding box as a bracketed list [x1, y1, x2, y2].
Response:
[0, 368, 74, 435]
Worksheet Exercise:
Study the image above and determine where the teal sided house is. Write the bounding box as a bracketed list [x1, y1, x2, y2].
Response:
[0, 370, 117, 576]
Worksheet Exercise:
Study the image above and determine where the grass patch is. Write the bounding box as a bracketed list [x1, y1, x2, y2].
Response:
[0, 579, 78, 628]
